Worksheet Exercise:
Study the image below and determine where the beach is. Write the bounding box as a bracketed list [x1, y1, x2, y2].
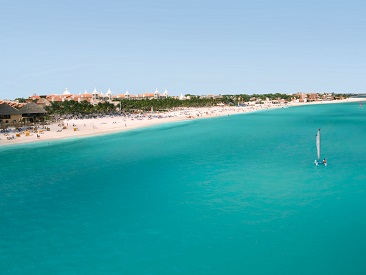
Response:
[0, 97, 362, 147]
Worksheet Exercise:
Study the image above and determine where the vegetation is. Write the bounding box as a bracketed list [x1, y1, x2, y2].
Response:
[45, 98, 223, 115]
[118, 97, 220, 112]
[222, 93, 293, 103]
[15, 98, 27, 103]
[45, 101, 116, 115]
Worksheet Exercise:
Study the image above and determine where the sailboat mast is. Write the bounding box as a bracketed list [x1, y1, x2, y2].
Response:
[316, 128, 321, 160]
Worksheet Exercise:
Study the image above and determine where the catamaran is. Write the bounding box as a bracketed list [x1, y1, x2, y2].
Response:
[314, 128, 327, 166]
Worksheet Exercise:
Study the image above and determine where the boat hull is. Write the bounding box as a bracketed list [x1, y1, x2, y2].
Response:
[314, 160, 327, 166]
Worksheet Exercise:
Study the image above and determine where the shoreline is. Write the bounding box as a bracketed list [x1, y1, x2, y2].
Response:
[1, 97, 363, 148]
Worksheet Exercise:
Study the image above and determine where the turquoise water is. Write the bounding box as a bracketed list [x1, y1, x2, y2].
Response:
[1, 103, 366, 274]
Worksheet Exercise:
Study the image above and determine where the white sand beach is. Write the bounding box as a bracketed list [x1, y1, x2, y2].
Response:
[0, 97, 363, 147]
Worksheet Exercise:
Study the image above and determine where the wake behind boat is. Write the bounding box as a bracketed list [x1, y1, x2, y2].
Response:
[314, 128, 327, 166]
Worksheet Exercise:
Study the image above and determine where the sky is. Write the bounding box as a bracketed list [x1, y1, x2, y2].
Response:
[1, 0, 366, 99]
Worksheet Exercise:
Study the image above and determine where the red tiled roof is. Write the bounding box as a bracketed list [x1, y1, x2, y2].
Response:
[113, 94, 125, 99]
[51, 96, 63, 102]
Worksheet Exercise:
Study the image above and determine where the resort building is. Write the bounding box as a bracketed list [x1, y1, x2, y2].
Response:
[307, 93, 320, 102]
[29, 88, 172, 105]
[18, 102, 47, 125]
[91, 88, 99, 101]
[35, 98, 52, 108]
[0, 103, 22, 129]
[112, 89, 168, 100]
[106, 89, 112, 100]
[322, 93, 334, 101]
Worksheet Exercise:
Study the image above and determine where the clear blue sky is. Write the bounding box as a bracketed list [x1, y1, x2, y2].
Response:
[1, 0, 366, 99]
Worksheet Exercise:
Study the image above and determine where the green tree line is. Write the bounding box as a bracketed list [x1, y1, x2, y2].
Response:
[45, 98, 223, 115]
[45, 100, 116, 115]
[119, 97, 221, 112]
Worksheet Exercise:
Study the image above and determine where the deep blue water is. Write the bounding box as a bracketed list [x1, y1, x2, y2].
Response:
[1, 102, 366, 274]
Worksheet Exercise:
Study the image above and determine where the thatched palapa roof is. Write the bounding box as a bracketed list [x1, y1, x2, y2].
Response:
[0, 103, 21, 115]
[19, 102, 46, 114]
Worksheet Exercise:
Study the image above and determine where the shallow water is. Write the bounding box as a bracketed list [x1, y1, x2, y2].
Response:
[1, 103, 366, 274]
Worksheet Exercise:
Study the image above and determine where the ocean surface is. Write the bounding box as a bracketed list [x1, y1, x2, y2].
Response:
[1, 102, 366, 274]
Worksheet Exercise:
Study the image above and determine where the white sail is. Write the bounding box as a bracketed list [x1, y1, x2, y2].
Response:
[316, 128, 321, 160]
